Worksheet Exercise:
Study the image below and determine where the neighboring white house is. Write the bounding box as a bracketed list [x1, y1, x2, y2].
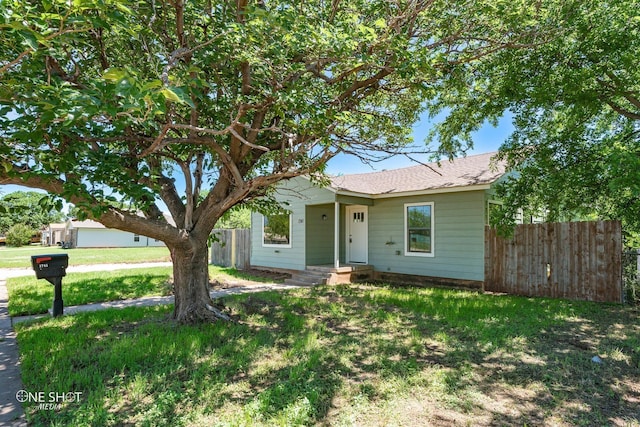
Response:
[64, 219, 166, 248]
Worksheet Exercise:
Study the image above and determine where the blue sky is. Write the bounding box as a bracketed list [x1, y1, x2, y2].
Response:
[0, 112, 514, 201]
[325, 112, 513, 175]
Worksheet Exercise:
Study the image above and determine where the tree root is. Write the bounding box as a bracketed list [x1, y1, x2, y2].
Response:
[205, 302, 232, 321]
[173, 300, 233, 324]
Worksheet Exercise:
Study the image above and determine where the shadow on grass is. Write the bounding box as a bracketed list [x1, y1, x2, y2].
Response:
[14, 285, 640, 426]
[339, 285, 640, 426]
[16, 304, 344, 426]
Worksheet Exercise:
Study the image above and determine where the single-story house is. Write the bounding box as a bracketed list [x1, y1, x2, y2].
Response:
[41, 223, 66, 246]
[250, 152, 505, 287]
[64, 219, 166, 248]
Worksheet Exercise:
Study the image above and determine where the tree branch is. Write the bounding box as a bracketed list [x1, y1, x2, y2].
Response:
[603, 98, 640, 120]
[0, 26, 93, 75]
[335, 67, 393, 105]
[228, 127, 270, 152]
[0, 164, 181, 243]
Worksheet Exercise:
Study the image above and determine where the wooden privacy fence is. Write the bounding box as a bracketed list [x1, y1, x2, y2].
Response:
[210, 229, 251, 269]
[485, 221, 622, 303]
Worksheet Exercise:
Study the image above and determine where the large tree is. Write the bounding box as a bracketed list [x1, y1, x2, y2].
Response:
[0, 0, 549, 322]
[429, 0, 640, 237]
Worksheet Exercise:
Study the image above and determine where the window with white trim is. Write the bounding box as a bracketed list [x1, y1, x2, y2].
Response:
[404, 202, 434, 257]
[262, 212, 292, 247]
[133, 234, 140, 242]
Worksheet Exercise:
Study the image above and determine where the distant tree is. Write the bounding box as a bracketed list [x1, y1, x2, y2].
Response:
[66, 205, 82, 220]
[216, 206, 251, 229]
[5, 223, 35, 247]
[0, 191, 64, 233]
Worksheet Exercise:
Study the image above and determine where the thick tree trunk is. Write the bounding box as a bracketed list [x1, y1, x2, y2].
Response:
[170, 241, 228, 324]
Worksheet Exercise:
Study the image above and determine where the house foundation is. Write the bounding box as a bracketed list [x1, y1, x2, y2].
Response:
[373, 271, 483, 291]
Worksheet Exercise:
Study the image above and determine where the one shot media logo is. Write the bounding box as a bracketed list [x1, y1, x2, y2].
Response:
[15, 390, 82, 410]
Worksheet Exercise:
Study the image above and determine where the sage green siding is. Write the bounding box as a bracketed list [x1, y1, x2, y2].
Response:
[251, 177, 491, 281]
[251, 177, 335, 270]
[368, 191, 486, 281]
[305, 204, 335, 265]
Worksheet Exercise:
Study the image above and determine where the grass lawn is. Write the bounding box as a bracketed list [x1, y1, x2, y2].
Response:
[6, 267, 174, 316]
[0, 246, 171, 268]
[6, 266, 285, 316]
[15, 285, 640, 426]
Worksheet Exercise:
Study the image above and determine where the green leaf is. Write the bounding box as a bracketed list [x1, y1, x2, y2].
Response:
[114, 2, 133, 14]
[18, 30, 39, 50]
[160, 88, 182, 103]
[103, 68, 128, 82]
[374, 18, 387, 28]
[141, 80, 163, 91]
[160, 87, 194, 108]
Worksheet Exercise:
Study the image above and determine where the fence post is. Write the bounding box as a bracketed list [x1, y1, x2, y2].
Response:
[231, 229, 237, 269]
[210, 228, 251, 269]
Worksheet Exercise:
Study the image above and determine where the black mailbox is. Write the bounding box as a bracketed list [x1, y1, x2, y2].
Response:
[31, 254, 68, 279]
[31, 254, 68, 317]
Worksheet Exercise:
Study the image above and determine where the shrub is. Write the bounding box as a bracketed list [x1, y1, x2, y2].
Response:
[6, 223, 35, 247]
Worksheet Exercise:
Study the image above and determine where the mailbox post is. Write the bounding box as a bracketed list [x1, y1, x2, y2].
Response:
[31, 254, 69, 317]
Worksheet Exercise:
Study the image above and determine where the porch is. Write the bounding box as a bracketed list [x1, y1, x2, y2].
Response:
[284, 264, 374, 287]
[305, 200, 372, 269]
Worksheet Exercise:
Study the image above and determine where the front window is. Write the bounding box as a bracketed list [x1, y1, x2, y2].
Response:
[404, 202, 434, 257]
[134, 234, 140, 242]
[262, 212, 291, 247]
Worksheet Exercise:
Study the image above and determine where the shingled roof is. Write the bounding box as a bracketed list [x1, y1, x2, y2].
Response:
[329, 152, 504, 196]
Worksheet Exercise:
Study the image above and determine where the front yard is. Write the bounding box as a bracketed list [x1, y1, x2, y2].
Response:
[14, 284, 640, 426]
[6, 266, 286, 316]
[6, 267, 173, 316]
[0, 246, 171, 268]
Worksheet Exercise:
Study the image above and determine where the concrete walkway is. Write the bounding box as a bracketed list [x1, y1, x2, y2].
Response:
[0, 277, 27, 427]
[0, 262, 299, 426]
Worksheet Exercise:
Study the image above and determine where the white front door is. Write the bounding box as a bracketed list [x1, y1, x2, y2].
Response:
[346, 205, 368, 264]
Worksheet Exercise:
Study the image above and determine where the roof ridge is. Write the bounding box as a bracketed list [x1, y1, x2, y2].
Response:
[328, 151, 504, 195]
[330, 151, 498, 179]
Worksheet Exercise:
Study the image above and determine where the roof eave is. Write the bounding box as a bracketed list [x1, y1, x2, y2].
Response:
[335, 183, 494, 199]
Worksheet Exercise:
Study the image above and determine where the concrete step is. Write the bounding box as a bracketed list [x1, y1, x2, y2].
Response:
[285, 269, 332, 286]
[306, 265, 334, 273]
[284, 279, 317, 287]
[296, 271, 329, 281]
[285, 274, 328, 285]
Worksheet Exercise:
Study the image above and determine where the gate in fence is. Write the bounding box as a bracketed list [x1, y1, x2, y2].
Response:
[485, 221, 622, 303]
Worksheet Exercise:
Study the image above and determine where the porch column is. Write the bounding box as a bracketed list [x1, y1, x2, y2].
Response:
[334, 201, 340, 269]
